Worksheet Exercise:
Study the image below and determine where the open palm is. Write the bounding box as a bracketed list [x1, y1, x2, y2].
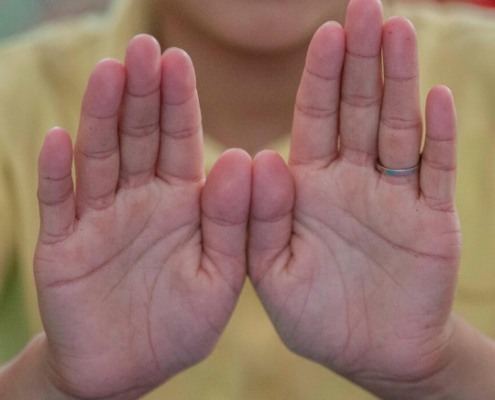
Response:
[249, 0, 461, 390]
[34, 36, 251, 399]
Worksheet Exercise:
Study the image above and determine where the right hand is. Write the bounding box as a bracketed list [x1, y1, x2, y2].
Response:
[34, 35, 252, 400]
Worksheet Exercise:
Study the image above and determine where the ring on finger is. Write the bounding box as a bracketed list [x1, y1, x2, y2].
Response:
[376, 155, 422, 177]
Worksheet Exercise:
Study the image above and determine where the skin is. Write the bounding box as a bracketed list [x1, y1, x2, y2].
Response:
[34, 40, 252, 399]
[3, 0, 495, 398]
[249, 0, 461, 389]
[155, 0, 347, 153]
[156, 0, 347, 54]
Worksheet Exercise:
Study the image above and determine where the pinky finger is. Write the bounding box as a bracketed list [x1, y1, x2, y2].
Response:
[420, 86, 457, 211]
[37, 128, 76, 244]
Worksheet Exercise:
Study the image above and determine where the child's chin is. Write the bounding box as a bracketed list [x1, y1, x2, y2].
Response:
[163, 0, 336, 55]
[204, 13, 327, 55]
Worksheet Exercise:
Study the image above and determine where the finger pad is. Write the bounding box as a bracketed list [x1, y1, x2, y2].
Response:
[253, 151, 294, 221]
[162, 48, 196, 104]
[39, 128, 73, 178]
[383, 17, 418, 73]
[202, 149, 252, 224]
[426, 85, 456, 139]
[307, 22, 345, 76]
[345, 0, 383, 54]
[125, 35, 161, 94]
[84, 59, 126, 118]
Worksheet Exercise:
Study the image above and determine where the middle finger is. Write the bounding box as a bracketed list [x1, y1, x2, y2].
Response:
[339, 0, 384, 167]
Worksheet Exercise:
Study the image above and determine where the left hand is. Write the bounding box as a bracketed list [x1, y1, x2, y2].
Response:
[33, 37, 252, 400]
[248, 0, 462, 394]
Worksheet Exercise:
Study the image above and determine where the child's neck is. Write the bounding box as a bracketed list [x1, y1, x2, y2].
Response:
[159, 10, 313, 155]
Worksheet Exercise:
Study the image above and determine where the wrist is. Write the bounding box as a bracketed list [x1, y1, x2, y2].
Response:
[425, 314, 495, 400]
[0, 333, 79, 400]
[351, 314, 495, 400]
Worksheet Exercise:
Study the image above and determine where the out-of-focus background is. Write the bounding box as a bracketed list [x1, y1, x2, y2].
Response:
[0, 0, 495, 41]
[0, 0, 111, 39]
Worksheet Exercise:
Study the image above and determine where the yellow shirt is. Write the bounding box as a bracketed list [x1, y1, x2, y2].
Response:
[1, 0, 495, 398]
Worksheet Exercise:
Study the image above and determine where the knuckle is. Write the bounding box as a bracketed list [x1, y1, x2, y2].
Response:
[120, 122, 159, 138]
[384, 74, 419, 83]
[163, 89, 197, 107]
[161, 125, 201, 140]
[341, 92, 382, 109]
[422, 156, 456, 173]
[157, 168, 204, 186]
[380, 116, 423, 131]
[304, 66, 339, 83]
[346, 49, 380, 61]
[295, 101, 339, 120]
[76, 146, 118, 161]
[38, 185, 73, 207]
[125, 86, 160, 100]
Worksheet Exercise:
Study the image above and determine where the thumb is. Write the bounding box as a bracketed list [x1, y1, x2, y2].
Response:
[200, 149, 252, 293]
[248, 150, 294, 287]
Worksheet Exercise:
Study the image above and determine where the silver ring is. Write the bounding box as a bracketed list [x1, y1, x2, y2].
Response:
[376, 156, 421, 177]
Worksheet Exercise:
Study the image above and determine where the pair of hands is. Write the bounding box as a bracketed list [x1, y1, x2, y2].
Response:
[34, 0, 461, 398]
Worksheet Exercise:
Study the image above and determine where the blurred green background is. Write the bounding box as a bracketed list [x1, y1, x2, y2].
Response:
[0, 0, 110, 39]
[0, 0, 40, 38]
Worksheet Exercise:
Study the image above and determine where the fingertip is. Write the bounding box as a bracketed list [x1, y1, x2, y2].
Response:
[39, 128, 73, 178]
[316, 20, 344, 38]
[321, 20, 343, 30]
[346, 0, 384, 27]
[128, 34, 161, 54]
[437, 84, 453, 97]
[162, 47, 194, 74]
[253, 150, 288, 178]
[253, 149, 276, 164]
[311, 21, 344, 56]
[345, 0, 383, 56]
[84, 59, 126, 118]
[163, 46, 192, 62]
[252, 150, 294, 222]
[161, 47, 196, 104]
[126, 35, 161, 68]
[203, 149, 253, 225]
[426, 85, 457, 140]
[211, 148, 253, 189]
[308, 21, 345, 69]
[223, 147, 253, 164]
[94, 58, 126, 76]
[383, 16, 417, 45]
[45, 126, 72, 145]
[125, 35, 162, 94]
[347, 0, 383, 15]
[426, 85, 455, 109]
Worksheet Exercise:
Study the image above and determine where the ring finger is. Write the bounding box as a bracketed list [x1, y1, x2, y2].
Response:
[378, 16, 422, 178]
